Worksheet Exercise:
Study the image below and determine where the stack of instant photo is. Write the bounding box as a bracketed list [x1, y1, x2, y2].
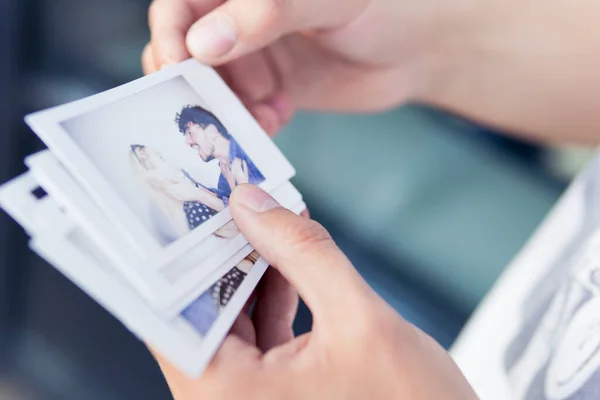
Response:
[0, 60, 305, 377]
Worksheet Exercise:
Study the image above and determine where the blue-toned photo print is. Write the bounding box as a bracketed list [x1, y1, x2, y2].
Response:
[181, 252, 258, 336]
[60, 77, 264, 246]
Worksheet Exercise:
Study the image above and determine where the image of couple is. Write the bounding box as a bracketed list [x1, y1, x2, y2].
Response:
[129, 105, 265, 244]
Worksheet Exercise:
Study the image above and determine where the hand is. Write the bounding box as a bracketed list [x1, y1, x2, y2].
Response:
[143, 0, 453, 135]
[153, 184, 477, 399]
[219, 160, 237, 190]
[230, 158, 249, 184]
[144, 0, 600, 143]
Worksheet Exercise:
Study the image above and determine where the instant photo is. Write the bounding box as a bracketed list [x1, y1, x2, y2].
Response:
[25, 60, 295, 257]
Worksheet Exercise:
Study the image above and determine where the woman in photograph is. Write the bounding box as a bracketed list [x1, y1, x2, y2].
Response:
[128, 144, 239, 242]
[180, 251, 260, 337]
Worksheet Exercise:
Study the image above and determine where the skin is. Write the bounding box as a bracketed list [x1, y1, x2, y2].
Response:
[154, 184, 478, 400]
[184, 121, 242, 188]
[134, 146, 226, 211]
[144, 0, 600, 396]
[184, 122, 223, 162]
[143, 0, 600, 143]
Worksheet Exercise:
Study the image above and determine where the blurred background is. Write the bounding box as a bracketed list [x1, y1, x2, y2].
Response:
[0, 0, 595, 398]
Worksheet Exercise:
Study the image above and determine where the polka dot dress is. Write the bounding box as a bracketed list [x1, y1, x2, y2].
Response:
[183, 201, 217, 230]
[211, 267, 247, 309]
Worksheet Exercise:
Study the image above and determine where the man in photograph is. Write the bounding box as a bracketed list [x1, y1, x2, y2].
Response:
[175, 105, 265, 203]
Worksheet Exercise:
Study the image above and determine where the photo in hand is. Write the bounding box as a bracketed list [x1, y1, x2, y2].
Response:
[61, 76, 263, 246]
[25, 60, 295, 257]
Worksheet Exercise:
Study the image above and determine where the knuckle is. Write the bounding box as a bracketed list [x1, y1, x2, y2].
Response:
[344, 301, 398, 344]
[282, 219, 333, 252]
[351, 309, 381, 340]
[248, 0, 287, 41]
[147, 0, 163, 29]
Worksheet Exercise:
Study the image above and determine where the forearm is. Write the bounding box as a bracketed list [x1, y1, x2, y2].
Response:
[416, 0, 600, 144]
[165, 182, 225, 211]
[194, 190, 225, 211]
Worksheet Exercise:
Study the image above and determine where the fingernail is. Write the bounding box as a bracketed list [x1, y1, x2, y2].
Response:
[234, 185, 280, 212]
[187, 15, 236, 59]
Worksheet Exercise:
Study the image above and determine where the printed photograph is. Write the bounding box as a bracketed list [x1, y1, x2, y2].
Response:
[59, 76, 265, 246]
[180, 251, 260, 336]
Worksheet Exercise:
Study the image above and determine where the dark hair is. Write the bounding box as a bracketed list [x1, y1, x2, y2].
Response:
[175, 105, 231, 139]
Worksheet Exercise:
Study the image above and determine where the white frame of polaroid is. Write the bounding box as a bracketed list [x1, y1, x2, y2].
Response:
[24, 58, 296, 262]
[25, 150, 303, 315]
[0, 172, 75, 236]
[29, 230, 269, 378]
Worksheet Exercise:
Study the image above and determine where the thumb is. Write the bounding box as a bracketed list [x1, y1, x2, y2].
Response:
[230, 184, 374, 326]
[184, 0, 367, 64]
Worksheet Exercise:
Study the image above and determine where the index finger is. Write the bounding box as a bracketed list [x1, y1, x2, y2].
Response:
[148, 0, 223, 67]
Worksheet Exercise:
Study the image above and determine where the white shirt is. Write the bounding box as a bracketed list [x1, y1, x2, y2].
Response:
[452, 151, 600, 400]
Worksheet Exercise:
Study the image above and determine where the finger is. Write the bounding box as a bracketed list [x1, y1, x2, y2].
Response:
[229, 185, 374, 326]
[249, 92, 295, 137]
[252, 267, 298, 351]
[221, 49, 295, 132]
[149, 0, 222, 67]
[184, 0, 361, 64]
[265, 92, 295, 126]
[229, 312, 257, 345]
[141, 43, 158, 75]
[224, 51, 277, 103]
[250, 103, 281, 136]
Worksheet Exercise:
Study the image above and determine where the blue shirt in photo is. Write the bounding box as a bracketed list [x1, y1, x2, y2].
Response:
[216, 137, 265, 205]
[183, 137, 265, 207]
[180, 291, 219, 337]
